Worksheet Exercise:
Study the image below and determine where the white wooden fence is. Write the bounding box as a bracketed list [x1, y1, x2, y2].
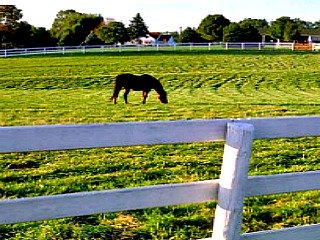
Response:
[1, 116, 320, 240]
[2, 42, 318, 58]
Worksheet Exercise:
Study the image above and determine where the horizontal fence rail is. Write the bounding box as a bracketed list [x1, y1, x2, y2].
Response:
[1, 116, 320, 239]
[2, 42, 319, 58]
[1, 116, 320, 153]
[241, 223, 320, 240]
[1, 170, 319, 225]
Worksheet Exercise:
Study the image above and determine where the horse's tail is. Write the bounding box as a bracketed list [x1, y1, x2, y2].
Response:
[110, 76, 122, 104]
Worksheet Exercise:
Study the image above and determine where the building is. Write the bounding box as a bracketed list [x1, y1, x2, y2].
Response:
[138, 32, 176, 46]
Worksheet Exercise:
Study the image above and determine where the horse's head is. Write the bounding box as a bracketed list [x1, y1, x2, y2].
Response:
[158, 91, 168, 104]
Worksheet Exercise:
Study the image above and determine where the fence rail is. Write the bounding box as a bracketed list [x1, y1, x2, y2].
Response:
[2, 42, 320, 57]
[2, 116, 320, 153]
[1, 116, 320, 239]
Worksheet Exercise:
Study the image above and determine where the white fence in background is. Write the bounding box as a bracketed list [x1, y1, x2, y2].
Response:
[1, 42, 319, 58]
[1, 116, 320, 240]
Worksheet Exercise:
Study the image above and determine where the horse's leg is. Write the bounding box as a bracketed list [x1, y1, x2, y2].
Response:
[142, 91, 149, 104]
[124, 89, 130, 104]
[110, 86, 121, 104]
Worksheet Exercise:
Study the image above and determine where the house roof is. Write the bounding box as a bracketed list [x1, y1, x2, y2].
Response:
[148, 32, 161, 39]
[157, 34, 173, 42]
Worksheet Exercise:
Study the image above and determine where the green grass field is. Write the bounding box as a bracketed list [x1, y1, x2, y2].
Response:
[0, 50, 320, 239]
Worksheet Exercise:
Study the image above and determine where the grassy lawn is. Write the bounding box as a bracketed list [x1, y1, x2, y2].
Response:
[0, 50, 319, 239]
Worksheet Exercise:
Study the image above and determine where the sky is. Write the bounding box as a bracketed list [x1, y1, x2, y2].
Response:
[2, 0, 320, 32]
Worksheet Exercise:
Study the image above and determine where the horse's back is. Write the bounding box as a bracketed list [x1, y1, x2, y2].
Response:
[115, 73, 156, 91]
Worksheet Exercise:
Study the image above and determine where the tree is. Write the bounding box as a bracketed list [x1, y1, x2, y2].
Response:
[81, 31, 104, 45]
[283, 21, 301, 41]
[50, 10, 103, 46]
[96, 21, 129, 44]
[238, 18, 268, 29]
[127, 13, 148, 40]
[30, 27, 56, 47]
[239, 21, 262, 42]
[179, 27, 202, 43]
[197, 14, 230, 41]
[0, 5, 23, 48]
[312, 20, 320, 29]
[12, 21, 33, 47]
[223, 21, 262, 42]
[293, 18, 314, 30]
[223, 23, 243, 42]
[269, 16, 301, 41]
[0, 5, 22, 27]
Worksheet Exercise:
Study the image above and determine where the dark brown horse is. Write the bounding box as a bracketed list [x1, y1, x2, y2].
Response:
[110, 73, 168, 104]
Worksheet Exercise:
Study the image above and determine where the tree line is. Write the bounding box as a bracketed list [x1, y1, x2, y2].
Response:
[1, 5, 320, 49]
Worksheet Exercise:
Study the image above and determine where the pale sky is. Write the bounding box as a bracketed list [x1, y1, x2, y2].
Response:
[2, 0, 320, 32]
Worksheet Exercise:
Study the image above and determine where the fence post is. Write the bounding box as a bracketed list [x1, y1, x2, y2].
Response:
[212, 122, 254, 240]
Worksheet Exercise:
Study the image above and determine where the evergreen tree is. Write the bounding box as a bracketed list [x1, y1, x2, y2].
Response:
[127, 13, 148, 40]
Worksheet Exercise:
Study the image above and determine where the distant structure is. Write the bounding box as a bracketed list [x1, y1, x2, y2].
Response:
[104, 17, 116, 25]
[138, 32, 176, 46]
[301, 34, 320, 43]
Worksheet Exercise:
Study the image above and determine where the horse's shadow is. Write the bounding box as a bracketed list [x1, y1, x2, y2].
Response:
[110, 73, 168, 104]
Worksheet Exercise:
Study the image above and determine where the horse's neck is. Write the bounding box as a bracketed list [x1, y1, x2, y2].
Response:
[154, 83, 165, 95]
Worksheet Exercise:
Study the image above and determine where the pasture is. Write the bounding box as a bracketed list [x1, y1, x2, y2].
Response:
[0, 51, 320, 239]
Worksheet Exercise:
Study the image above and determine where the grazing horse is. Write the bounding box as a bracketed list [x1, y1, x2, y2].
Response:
[110, 73, 168, 104]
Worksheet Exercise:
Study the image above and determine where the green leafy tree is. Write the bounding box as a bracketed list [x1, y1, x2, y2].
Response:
[293, 18, 314, 30]
[269, 16, 301, 41]
[50, 10, 77, 37]
[127, 13, 148, 40]
[0, 5, 22, 48]
[12, 21, 55, 48]
[223, 23, 243, 42]
[0, 5, 22, 27]
[239, 18, 268, 29]
[239, 21, 262, 42]
[13, 21, 33, 47]
[81, 31, 104, 45]
[50, 10, 103, 46]
[223, 21, 262, 42]
[197, 14, 230, 41]
[283, 21, 301, 41]
[96, 21, 129, 44]
[32, 27, 56, 47]
[179, 27, 202, 43]
[312, 20, 320, 29]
